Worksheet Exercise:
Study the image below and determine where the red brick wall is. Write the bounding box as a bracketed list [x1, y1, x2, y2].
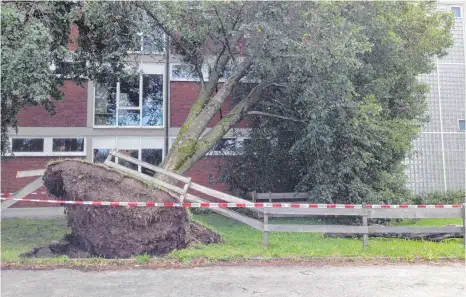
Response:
[170, 81, 249, 128]
[1, 156, 232, 206]
[1, 157, 86, 208]
[2, 157, 56, 207]
[185, 157, 231, 202]
[68, 24, 79, 51]
[17, 81, 88, 127]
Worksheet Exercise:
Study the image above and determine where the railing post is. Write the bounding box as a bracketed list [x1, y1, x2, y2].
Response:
[263, 208, 269, 248]
[463, 203, 466, 248]
[362, 203, 368, 249]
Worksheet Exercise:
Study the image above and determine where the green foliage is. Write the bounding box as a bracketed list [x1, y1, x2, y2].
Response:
[410, 191, 465, 205]
[226, 1, 453, 205]
[1, 2, 74, 156]
[58, 255, 70, 263]
[135, 253, 151, 264]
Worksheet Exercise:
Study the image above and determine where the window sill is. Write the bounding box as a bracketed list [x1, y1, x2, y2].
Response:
[7, 152, 86, 157]
[93, 126, 165, 129]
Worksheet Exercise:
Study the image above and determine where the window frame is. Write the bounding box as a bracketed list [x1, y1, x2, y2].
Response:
[170, 63, 209, 82]
[208, 137, 243, 156]
[92, 136, 164, 173]
[93, 73, 165, 129]
[451, 6, 462, 18]
[127, 32, 166, 55]
[459, 119, 465, 132]
[9, 137, 86, 157]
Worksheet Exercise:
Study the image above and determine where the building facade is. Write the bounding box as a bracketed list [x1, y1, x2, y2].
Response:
[405, 1, 466, 194]
[1, 27, 248, 206]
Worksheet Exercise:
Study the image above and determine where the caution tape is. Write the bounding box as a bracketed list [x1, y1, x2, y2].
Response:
[0, 197, 463, 209]
[1, 192, 48, 196]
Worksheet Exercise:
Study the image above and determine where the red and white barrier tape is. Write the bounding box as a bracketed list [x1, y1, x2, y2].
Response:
[0, 197, 463, 209]
[1, 192, 48, 196]
[366, 204, 463, 209]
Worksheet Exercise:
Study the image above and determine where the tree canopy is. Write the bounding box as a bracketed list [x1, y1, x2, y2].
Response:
[225, 2, 454, 204]
[1, 1, 453, 205]
[1, 1, 74, 155]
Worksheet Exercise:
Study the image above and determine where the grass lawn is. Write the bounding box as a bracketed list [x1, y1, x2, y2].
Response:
[1, 214, 464, 265]
[1, 219, 71, 263]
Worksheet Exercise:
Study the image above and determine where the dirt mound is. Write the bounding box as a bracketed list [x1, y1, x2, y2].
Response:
[42, 160, 220, 258]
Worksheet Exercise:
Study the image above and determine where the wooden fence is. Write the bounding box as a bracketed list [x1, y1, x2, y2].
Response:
[251, 191, 466, 248]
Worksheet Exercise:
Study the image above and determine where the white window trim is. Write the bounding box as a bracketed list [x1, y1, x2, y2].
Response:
[93, 74, 165, 129]
[127, 32, 166, 55]
[170, 62, 259, 83]
[170, 63, 209, 82]
[8, 137, 87, 157]
[458, 119, 465, 132]
[207, 137, 243, 156]
[450, 6, 463, 18]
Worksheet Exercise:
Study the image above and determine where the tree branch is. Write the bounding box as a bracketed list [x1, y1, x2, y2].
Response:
[175, 76, 281, 174]
[247, 111, 305, 123]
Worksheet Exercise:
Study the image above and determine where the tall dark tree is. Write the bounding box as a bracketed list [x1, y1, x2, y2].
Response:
[226, 2, 454, 204]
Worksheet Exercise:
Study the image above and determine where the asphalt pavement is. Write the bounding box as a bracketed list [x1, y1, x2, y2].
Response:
[1, 264, 464, 297]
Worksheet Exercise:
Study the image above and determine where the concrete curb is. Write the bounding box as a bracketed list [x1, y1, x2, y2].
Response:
[1, 207, 65, 220]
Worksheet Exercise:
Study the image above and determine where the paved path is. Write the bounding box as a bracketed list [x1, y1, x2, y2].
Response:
[1, 207, 65, 220]
[2, 264, 464, 297]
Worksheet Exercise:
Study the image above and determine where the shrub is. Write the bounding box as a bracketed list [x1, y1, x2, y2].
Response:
[410, 191, 465, 205]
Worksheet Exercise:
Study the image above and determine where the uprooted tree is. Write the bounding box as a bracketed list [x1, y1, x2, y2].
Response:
[3, 1, 454, 257]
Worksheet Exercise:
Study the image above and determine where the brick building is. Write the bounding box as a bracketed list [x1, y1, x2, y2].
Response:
[1, 27, 248, 206]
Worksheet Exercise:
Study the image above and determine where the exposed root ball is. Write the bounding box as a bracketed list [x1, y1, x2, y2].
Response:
[43, 160, 221, 258]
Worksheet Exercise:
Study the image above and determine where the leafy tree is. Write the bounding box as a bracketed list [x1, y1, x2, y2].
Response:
[1, 1, 453, 208]
[1, 1, 74, 156]
[226, 1, 453, 204]
[70, 1, 374, 176]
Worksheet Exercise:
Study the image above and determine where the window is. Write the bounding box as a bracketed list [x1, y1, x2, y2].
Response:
[54, 61, 73, 77]
[12, 138, 44, 152]
[52, 138, 84, 152]
[210, 138, 237, 155]
[171, 64, 209, 81]
[451, 7, 462, 18]
[142, 75, 163, 126]
[118, 149, 139, 171]
[92, 136, 164, 175]
[141, 149, 163, 175]
[93, 148, 163, 175]
[171, 64, 201, 80]
[94, 84, 117, 126]
[459, 119, 465, 131]
[93, 149, 111, 163]
[10, 137, 85, 156]
[94, 74, 163, 127]
[131, 31, 165, 55]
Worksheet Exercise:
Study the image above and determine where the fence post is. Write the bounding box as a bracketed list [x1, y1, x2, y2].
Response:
[463, 203, 466, 248]
[268, 190, 272, 203]
[362, 203, 368, 249]
[263, 208, 269, 248]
